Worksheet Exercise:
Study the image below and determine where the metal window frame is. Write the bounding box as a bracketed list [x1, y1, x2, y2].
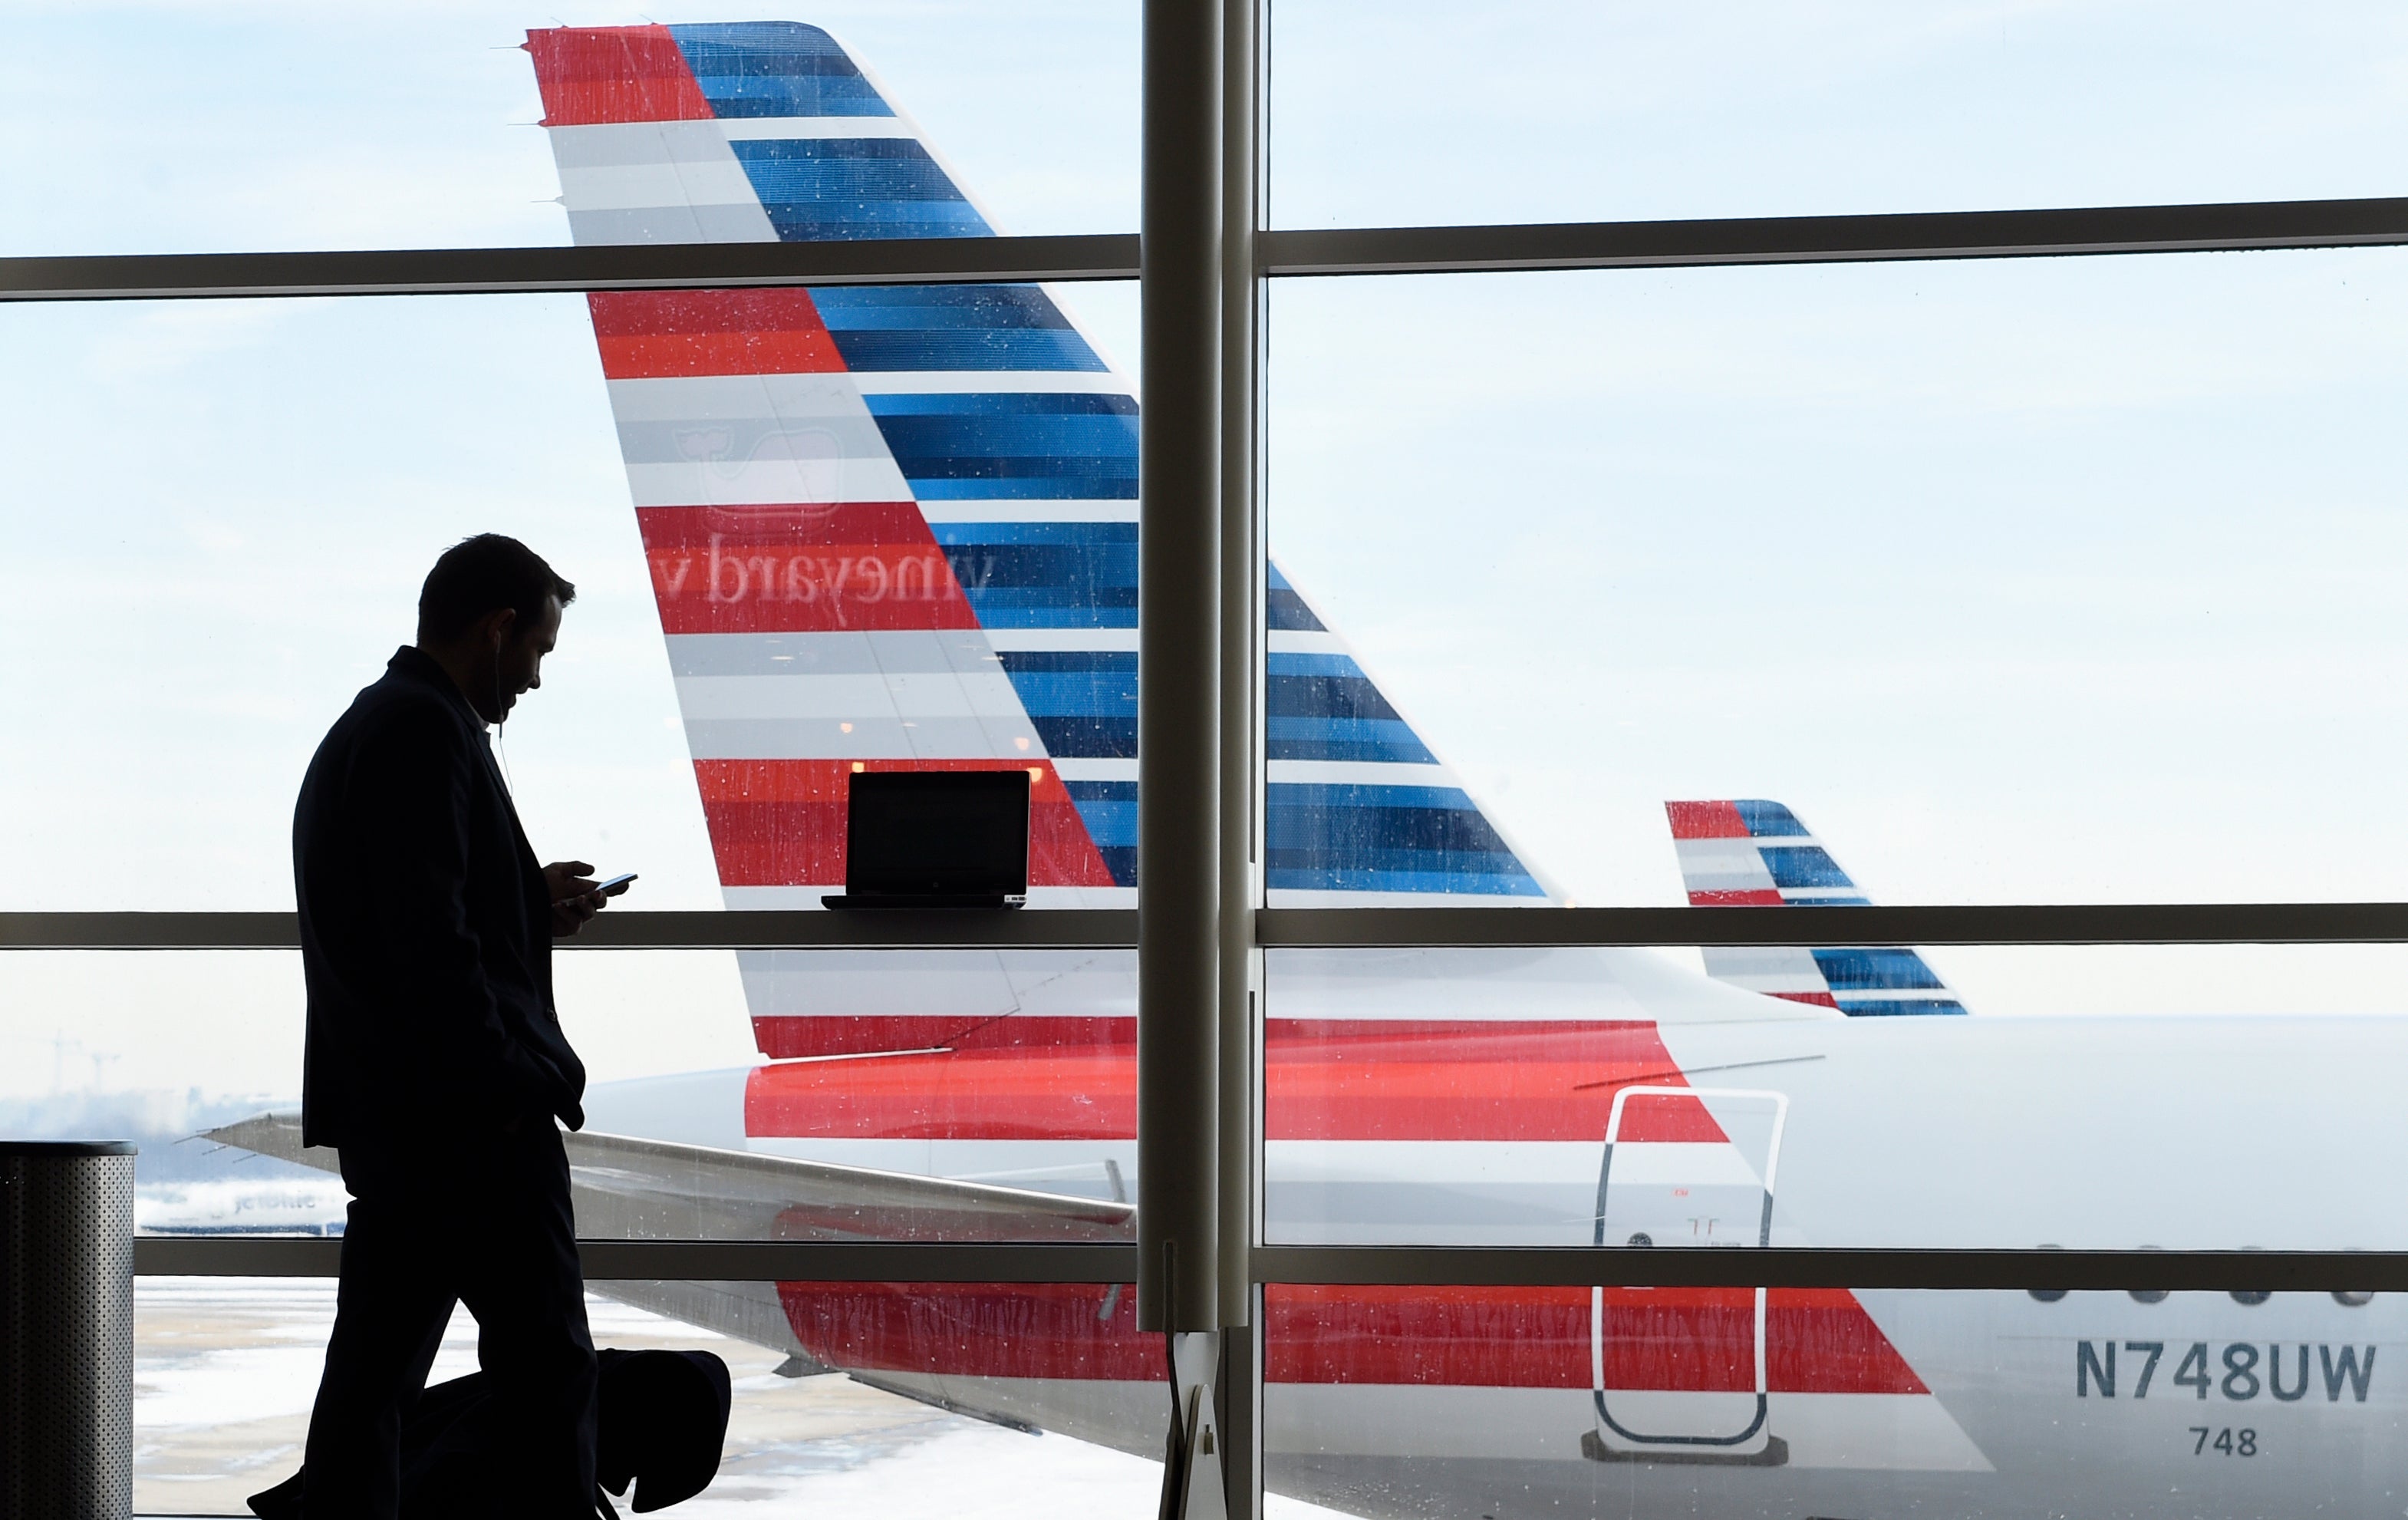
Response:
[17, 66, 2408, 1520]
[8, 902, 2406, 951]
[124, 1237, 2408, 1295]
[4, 196, 2406, 303]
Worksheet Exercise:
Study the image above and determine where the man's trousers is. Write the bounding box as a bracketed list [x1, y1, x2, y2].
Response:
[301, 1121, 597, 1519]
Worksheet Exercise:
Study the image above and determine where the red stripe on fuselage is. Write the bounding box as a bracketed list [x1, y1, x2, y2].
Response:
[1685, 889, 1786, 905]
[743, 1020, 1722, 1142]
[525, 25, 713, 127]
[1273, 1285, 1927, 1395]
[748, 1048, 1135, 1140]
[772, 1282, 1925, 1394]
[755, 1014, 1135, 1060]
[697, 759, 1115, 890]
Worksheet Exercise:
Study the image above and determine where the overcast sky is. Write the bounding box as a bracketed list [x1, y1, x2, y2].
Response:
[5, 2, 2408, 1101]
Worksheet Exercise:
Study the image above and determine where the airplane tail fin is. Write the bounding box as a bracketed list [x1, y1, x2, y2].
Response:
[523, 20, 1550, 914]
[1665, 800, 1967, 1016]
[524, 22, 1551, 1067]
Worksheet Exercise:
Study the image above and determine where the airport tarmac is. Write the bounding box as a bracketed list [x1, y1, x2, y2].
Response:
[134, 1276, 1318, 1518]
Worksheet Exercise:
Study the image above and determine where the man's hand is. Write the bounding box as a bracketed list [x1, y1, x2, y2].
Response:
[543, 860, 608, 938]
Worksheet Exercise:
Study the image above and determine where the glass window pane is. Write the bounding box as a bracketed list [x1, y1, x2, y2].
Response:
[1, 948, 1146, 1242]
[1268, 0, 2408, 228]
[1263, 251, 2408, 908]
[0, 282, 1140, 912]
[2, 8, 1134, 256]
[1264, 1282, 2400, 1514]
[572, 948, 1143, 1241]
[137, 1276, 1163, 1516]
[1264, 945, 2408, 1248]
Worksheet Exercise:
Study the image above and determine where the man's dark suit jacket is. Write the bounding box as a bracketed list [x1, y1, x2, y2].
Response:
[294, 646, 586, 1152]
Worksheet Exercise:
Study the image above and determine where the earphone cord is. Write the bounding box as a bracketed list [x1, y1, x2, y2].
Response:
[492, 661, 516, 798]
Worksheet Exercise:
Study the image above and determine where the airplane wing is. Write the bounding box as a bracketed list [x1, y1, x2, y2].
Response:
[201, 1111, 1135, 1396]
[202, 1111, 1131, 1242]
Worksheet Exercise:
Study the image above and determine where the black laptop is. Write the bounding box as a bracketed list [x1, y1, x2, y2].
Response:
[822, 769, 1031, 911]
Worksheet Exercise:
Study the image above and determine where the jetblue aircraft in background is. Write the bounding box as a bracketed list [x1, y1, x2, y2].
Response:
[219, 23, 2408, 1518]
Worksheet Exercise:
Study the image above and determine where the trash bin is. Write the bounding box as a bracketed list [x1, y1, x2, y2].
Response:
[2, 1139, 136, 1520]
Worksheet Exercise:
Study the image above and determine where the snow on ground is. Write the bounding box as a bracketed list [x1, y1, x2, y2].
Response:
[136, 1179, 350, 1236]
[134, 1278, 1340, 1518]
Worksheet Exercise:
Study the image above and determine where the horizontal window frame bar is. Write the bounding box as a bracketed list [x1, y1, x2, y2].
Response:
[0, 909, 1138, 951]
[6, 197, 2406, 302]
[133, 1238, 1138, 1282]
[15, 903, 2408, 951]
[129, 1237, 2408, 1293]
[1259, 196, 2408, 276]
[1257, 902, 2408, 948]
[0, 235, 1140, 302]
[1252, 1246, 2408, 1293]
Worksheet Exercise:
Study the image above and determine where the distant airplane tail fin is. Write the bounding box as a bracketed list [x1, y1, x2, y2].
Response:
[1665, 800, 1967, 1016]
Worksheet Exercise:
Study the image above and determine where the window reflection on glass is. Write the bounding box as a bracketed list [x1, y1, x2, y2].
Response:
[133, 1278, 1169, 1518]
[1263, 945, 2408, 1249]
[1263, 1283, 2399, 1518]
[1266, 253, 2408, 909]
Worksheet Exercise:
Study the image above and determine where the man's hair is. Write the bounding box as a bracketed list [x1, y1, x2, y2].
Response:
[416, 534, 577, 645]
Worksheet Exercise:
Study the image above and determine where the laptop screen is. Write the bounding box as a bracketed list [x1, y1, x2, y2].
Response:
[843, 770, 1032, 897]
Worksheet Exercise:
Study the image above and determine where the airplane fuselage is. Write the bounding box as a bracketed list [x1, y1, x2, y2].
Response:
[585, 1002, 2408, 1518]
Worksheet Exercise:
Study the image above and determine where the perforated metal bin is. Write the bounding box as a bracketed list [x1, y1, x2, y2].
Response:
[2, 1140, 135, 1520]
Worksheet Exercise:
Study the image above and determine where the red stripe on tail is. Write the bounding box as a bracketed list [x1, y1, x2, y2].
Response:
[525, 25, 713, 127]
[638, 505, 979, 636]
[1665, 800, 1751, 839]
[588, 291, 848, 380]
[697, 759, 1117, 889]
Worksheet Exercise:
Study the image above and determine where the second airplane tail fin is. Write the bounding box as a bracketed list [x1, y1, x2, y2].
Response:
[1665, 800, 1968, 1017]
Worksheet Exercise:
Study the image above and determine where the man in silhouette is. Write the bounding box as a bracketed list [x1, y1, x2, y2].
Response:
[292, 534, 620, 1518]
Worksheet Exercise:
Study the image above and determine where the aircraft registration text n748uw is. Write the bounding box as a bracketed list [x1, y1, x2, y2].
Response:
[215, 22, 2408, 1518]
